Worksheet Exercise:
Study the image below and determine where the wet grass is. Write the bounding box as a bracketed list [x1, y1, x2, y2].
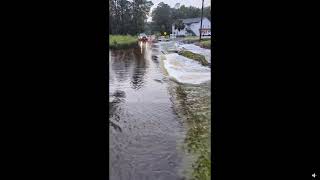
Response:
[170, 84, 211, 180]
[183, 36, 199, 43]
[182, 36, 211, 44]
[198, 40, 211, 49]
[109, 35, 138, 49]
[185, 113, 210, 180]
[178, 51, 209, 66]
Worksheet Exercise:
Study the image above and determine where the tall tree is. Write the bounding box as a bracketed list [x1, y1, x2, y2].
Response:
[131, 0, 153, 35]
[151, 2, 172, 34]
[109, 0, 152, 35]
[174, 19, 185, 31]
[118, 0, 132, 34]
[109, 0, 115, 34]
[203, 6, 211, 21]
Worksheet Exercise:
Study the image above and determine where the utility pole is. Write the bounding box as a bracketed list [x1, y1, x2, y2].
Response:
[199, 0, 204, 41]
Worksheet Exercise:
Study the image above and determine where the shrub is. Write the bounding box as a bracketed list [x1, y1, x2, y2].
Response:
[178, 50, 209, 66]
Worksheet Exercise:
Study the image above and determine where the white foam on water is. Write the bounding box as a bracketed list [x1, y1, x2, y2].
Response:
[163, 53, 211, 85]
[158, 41, 179, 53]
[178, 43, 211, 63]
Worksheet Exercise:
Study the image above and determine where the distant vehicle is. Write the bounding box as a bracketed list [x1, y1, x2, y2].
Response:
[138, 33, 148, 41]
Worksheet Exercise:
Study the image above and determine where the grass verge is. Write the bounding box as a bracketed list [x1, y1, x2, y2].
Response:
[182, 36, 211, 43]
[198, 40, 211, 49]
[173, 85, 211, 180]
[178, 50, 209, 66]
[109, 35, 138, 49]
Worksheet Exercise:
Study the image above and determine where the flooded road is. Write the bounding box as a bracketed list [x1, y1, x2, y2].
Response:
[109, 41, 211, 180]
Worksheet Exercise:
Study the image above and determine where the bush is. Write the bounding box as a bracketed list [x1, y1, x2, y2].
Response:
[178, 50, 209, 66]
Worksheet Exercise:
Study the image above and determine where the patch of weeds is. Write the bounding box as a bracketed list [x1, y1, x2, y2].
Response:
[178, 51, 209, 66]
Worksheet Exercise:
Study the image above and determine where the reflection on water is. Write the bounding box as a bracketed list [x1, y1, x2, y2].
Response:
[109, 42, 185, 180]
[110, 48, 147, 90]
[109, 41, 211, 180]
[131, 48, 147, 90]
[109, 90, 126, 132]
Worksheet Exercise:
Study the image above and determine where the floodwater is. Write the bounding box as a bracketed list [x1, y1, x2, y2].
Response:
[109, 41, 211, 180]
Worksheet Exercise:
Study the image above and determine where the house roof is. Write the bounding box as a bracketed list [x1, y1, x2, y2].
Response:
[181, 17, 208, 24]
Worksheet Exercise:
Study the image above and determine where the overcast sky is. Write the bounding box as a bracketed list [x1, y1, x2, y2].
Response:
[147, 0, 211, 22]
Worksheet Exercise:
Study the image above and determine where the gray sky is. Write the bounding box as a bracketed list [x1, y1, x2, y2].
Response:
[147, 0, 211, 22]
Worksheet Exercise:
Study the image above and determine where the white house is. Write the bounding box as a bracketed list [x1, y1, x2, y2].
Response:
[171, 17, 211, 37]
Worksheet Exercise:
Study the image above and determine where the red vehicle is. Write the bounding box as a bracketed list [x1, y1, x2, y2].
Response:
[138, 33, 148, 41]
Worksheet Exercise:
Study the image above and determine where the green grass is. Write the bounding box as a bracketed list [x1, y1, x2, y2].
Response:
[109, 35, 138, 49]
[184, 36, 199, 40]
[173, 85, 211, 180]
[183, 36, 200, 43]
[178, 50, 209, 66]
[198, 40, 211, 49]
[182, 36, 211, 44]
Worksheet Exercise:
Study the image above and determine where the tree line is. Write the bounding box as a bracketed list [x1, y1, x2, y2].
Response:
[109, 1, 211, 35]
[109, 0, 153, 35]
